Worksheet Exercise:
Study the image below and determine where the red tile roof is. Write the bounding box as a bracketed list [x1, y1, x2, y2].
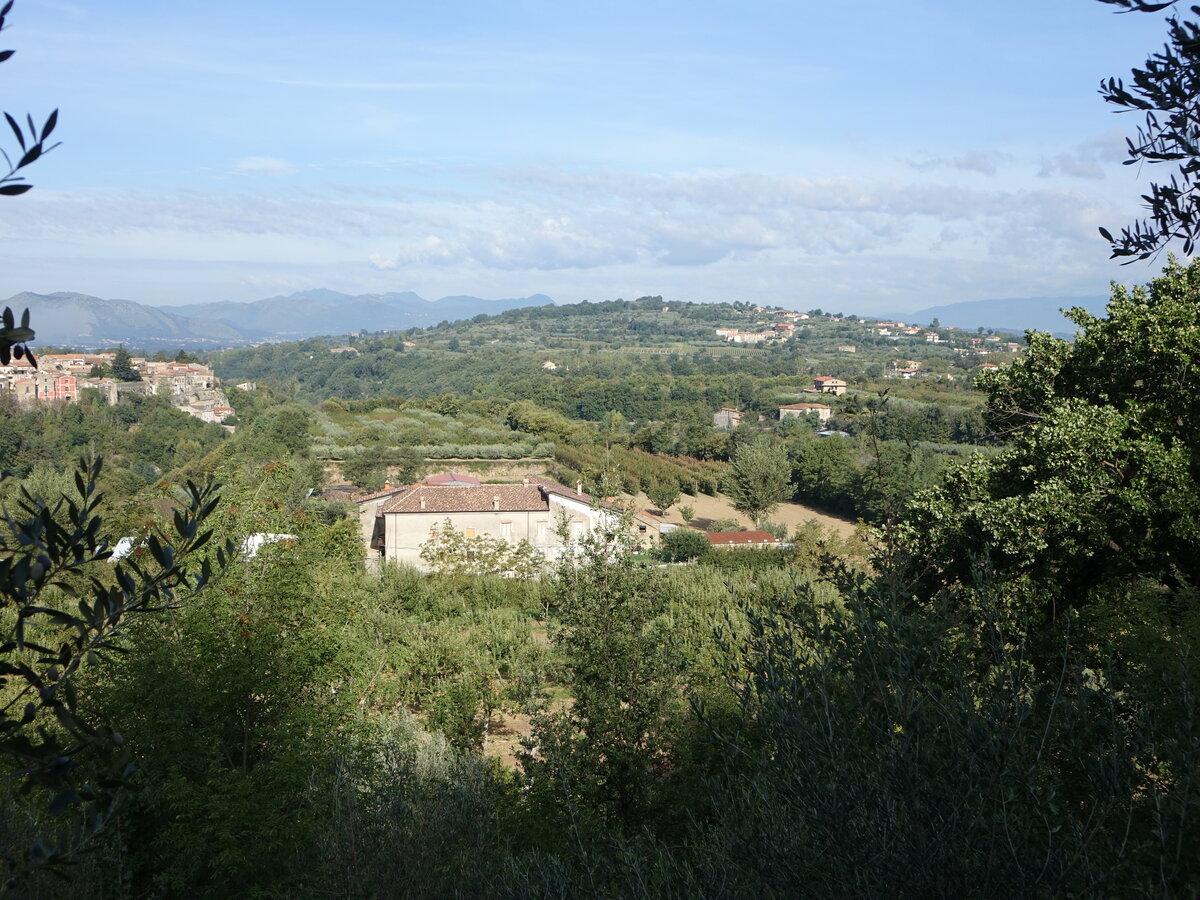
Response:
[424, 472, 482, 485]
[380, 484, 549, 514]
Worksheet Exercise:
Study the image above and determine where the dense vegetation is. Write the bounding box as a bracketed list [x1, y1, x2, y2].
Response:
[4, 262, 1200, 897]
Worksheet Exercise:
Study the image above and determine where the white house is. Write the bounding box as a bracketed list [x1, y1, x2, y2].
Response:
[357, 475, 617, 571]
[779, 402, 832, 423]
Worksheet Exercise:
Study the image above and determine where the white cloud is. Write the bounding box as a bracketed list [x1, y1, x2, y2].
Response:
[1038, 129, 1129, 180]
[908, 150, 1010, 176]
[233, 156, 297, 176]
[1, 163, 1132, 309]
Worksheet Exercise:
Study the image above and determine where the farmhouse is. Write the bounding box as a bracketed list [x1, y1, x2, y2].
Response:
[357, 474, 617, 571]
[778, 402, 832, 423]
[812, 376, 847, 395]
[713, 407, 744, 429]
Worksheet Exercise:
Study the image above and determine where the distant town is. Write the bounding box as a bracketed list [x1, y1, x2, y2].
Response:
[0, 352, 234, 424]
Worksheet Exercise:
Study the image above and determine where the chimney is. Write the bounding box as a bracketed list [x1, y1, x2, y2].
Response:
[522, 476, 529, 485]
[492, 495, 500, 511]
[576, 481, 583, 495]
[419, 496, 426, 510]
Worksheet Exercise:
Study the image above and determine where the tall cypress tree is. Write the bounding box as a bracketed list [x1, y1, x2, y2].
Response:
[111, 346, 142, 382]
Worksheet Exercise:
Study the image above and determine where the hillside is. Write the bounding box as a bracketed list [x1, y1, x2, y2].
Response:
[1, 290, 554, 349]
[2, 291, 246, 350]
[896, 294, 1110, 336]
[169, 290, 552, 338]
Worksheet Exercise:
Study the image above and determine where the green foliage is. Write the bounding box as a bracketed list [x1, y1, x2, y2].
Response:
[555, 443, 723, 497]
[659, 528, 709, 562]
[109, 346, 141, 382]
[0, 457, 228, 885]
[683, 574, 1200, 896]
[722, 434, 790, 526]
[898, 259, 1200, 613]
[645, 480, 681, 514]
[420, 519, 545, 579]
[520, 515, 687, 839]
[1098, 0, 1200, 260]
[790, 434, 857, 514]
[340, 444, 423, 491]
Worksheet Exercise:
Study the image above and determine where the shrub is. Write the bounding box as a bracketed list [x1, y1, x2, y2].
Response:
[659, 529, 710, 562]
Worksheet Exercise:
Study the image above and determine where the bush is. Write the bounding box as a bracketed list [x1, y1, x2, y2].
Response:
[659, 529, 710, 562]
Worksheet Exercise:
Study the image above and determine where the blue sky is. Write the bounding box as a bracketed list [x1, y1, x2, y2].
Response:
[0, 0, 1181, 313]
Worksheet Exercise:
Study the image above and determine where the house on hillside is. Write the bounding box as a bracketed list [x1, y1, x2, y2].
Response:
[812, 376, 847, 395]
[778, 402, 832, 423]
[713, 407, 743, 429]
[356, 474, 618, 571]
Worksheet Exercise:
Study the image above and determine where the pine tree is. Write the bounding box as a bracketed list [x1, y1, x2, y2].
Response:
[110, 346, 141, 382]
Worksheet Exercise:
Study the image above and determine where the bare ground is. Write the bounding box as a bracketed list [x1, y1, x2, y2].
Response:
[631, 490, 859, 538]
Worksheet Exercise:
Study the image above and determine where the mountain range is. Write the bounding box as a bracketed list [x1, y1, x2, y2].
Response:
[2, 290, 553, 350]
[2, 288, 1117, 350]
[894, 295, 1111, 337]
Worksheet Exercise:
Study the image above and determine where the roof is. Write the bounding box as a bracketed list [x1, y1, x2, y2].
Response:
[779, 402, 830, 410]
[355, 484, 415, 503]
[424, 472, 482, 486]
[704, 531, 779, 545]
[813, 376, 846, 384]
[381, 483, 550, 514]
[524, 475, 593, 505]
[377, 475, 596, 515]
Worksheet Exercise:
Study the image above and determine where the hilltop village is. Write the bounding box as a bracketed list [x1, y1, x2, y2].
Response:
[0, 351, 234, 424]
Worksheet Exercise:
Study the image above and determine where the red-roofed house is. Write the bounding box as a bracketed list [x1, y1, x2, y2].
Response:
[812, 376, 847, 395]
[704, 531, 780, 549]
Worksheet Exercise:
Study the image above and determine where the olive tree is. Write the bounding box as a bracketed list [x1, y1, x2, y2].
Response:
[1097, 0, 1200, 260]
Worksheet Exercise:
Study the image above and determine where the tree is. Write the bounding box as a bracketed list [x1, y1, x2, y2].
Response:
[659, 528, 708, 562]
[419, 519, 545, 578]
[896, 258, 1200, 614]
[1097, 0, 1200, 260]
[341, 445, 422, 492]
[110, 346, 141, 382]
[520, 513, 684, 837]
[0, 458, 227, 883]
[722, 434, 790, 527]
[0, 1, 59, 199]
[646, 480, 681, 515]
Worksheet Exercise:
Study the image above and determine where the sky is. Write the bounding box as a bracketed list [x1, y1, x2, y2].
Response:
[0, 0, 1184, 314]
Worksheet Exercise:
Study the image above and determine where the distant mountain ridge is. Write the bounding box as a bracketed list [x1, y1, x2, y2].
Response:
[3, 290, 554, 350]
[892, 295, 1111, 336]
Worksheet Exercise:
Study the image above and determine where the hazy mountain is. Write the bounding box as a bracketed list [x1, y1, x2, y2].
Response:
[2, 292, 247, 350]
[169, 291, 553, 337]
[893, 295, 1111, 336]
[3, 290, 556, 350]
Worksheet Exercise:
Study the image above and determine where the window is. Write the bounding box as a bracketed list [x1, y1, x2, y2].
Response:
[535, 522, 548, 541]
[501, 522, 512, 540]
